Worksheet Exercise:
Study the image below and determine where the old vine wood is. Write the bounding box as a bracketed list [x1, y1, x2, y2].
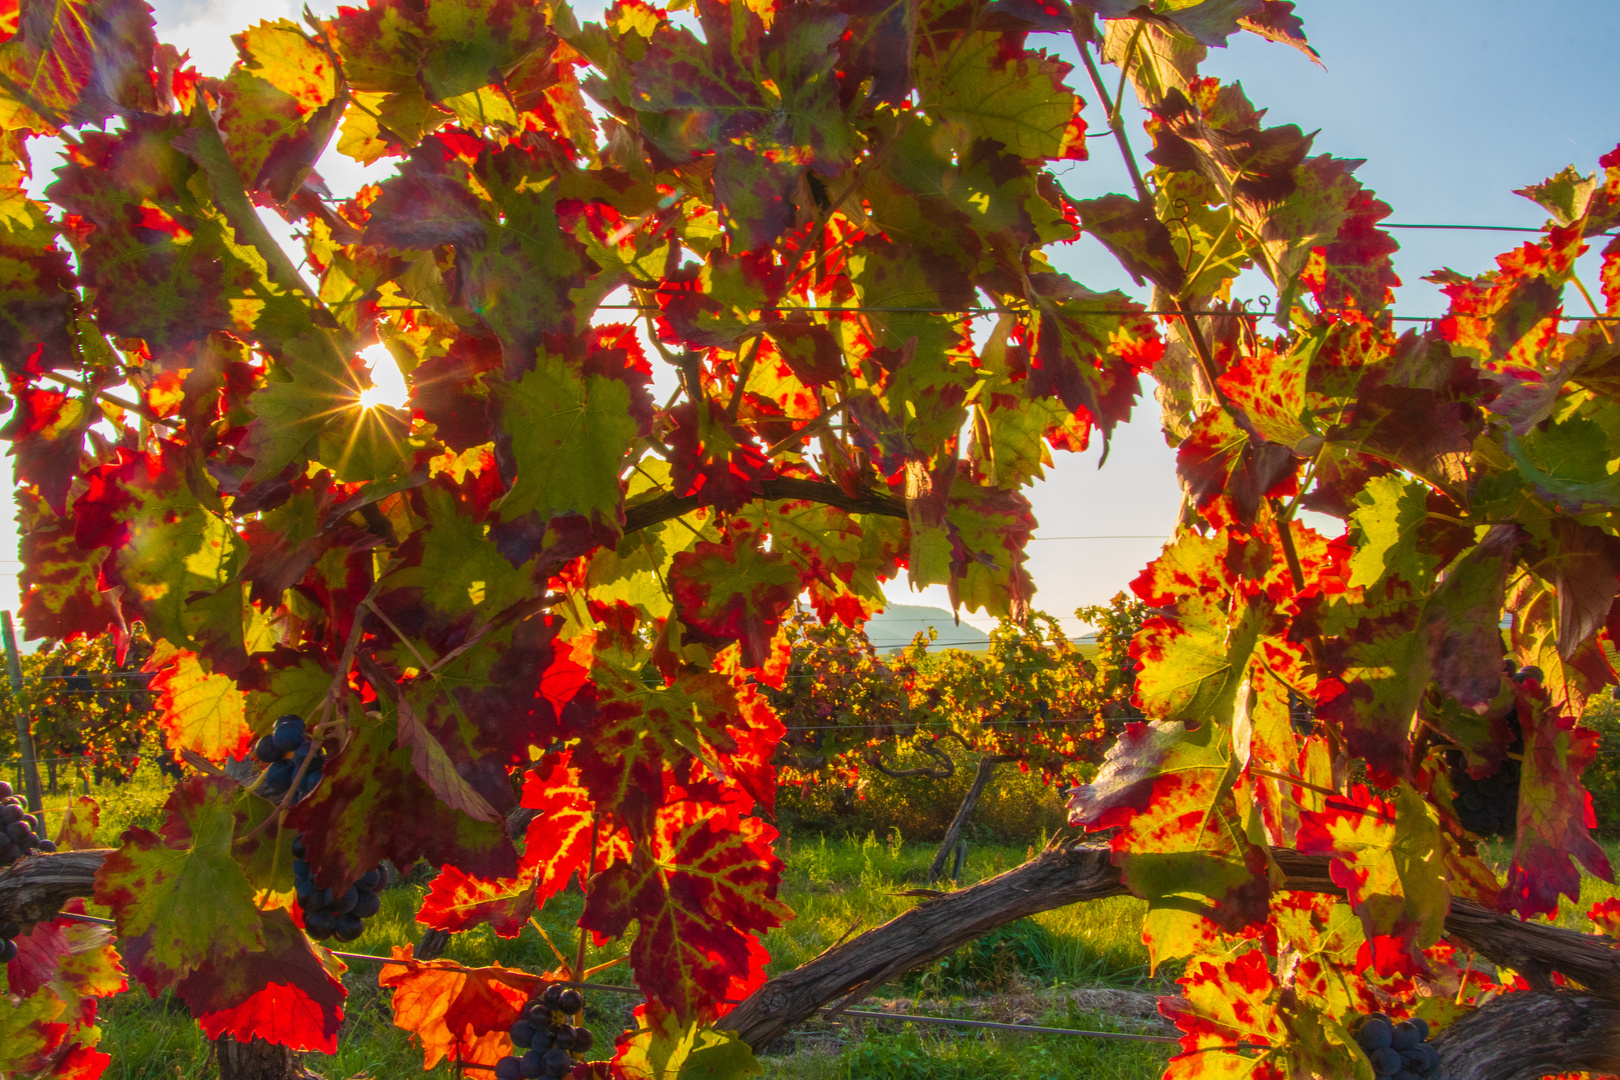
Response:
[1, 0, 1619, 1076]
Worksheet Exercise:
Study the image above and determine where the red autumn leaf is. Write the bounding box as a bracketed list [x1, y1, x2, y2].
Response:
[175, 908, 348, 1053]
[417, 753, 598, 936]
[378, 948, 540, 1070]
[1500, 690, 1613, 918]
[1295, 783, 1449, 975]
[669, 535, 800, 668]
[580, 794, 789, 1024]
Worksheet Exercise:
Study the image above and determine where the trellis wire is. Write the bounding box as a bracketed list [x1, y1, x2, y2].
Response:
[596, 303, 1620, 321]
[311, 951, 1180, 1048]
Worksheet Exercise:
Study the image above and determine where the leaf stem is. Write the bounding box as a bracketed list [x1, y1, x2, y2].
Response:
[1572, 272, 1614, 343]
[1071, 29, 1152, 207]
[1249, 767, 1338, 799]
[573, 814, 601, 1021]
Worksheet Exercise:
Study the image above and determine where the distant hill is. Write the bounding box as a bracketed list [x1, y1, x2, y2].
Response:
[865, 604, 991, 651]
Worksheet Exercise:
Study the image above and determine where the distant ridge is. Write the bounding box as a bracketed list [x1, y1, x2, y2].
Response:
[865, 604, 991, 651]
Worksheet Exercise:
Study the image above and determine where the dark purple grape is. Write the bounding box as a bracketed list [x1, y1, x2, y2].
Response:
[254, 735, 281, 763]
[334, 887, 360, 915]
[0, 937, 16, 964]
[1357, 1014, 1393, 1050]
[264, 760, 295, 791]
[551, 1026, 575, 1050]
[34, 839, 54, 853]
[1390, 1021, 1419, 1051]
[542, 983, 565, 1009]
[0, 804, 22, 825]
[333, 912, 364, 942]
[528, 1003, 551, 1027]
[353, 890, 381, 919]
[0, 780, 12, 799]
[6, 821, 29, 843]
[571, 1028, 593, 1054]
[509, 1019, 535, 1048]
[1371, 1046, 1402, 1076]
[357, 868, 381, 891]
[273, 718, 306, 752]
[304, 909, 338, 938]
[542, 1048, 573, 1077]
[494, 1056, 523, 1080]
[520, 1049, 544, 1079]
[557, 988, 582, 1014]
[291, 835, 307, 860]
[1409, 1017, 1429, 1042]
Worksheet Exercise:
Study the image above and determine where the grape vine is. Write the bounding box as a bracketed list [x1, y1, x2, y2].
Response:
[0, 0, 1615, 1077]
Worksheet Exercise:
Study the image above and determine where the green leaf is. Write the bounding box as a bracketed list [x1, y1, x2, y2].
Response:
[495, 350, 642, 528]
[915, 31, 1084, 161]
[93, 776, 266, 994]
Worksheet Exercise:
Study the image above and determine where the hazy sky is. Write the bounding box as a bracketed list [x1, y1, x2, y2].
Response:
[3, 0, 1616, 639]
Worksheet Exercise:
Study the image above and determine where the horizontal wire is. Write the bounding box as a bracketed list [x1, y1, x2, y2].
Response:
[322, 953, 1177, 1047]
[595, 303, 1620, 321]
[1385, 223, 1617, 235]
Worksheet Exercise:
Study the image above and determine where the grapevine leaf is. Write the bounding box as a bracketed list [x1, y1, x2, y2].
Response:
[915, 31, 1086, 161]
[54, 795, 101, 851]
[285, 706, 518, 894]
[494, 345, 648, 530]
[1162, 951, 1300, 1080]
[175, 909, 347, 1053]
[7, 905, 126, 1003]
[417, 753, 596, 936]
[1073, 193, 1188, 293]
[218, 20, 344, 204]
[92, 776, 266, 994]
[0, 0, 158, 131]
[16, 484, 119, 641]
[145, 645, 251, 764]
[71, 444, 245, 649]
[668, 536, 800, 668]
[2, 377, 96, 517]
[0, 164, 76, 373]
[610, 1002, 765, 1080]
[377, 948, 537, 1069]
[580, 797, 790, 1023]
[1068, 719, 1266, 967]
[0, 987, 68, 1074]
[1295, 783, 1448, 974]
[1502, 688, 1613, 918]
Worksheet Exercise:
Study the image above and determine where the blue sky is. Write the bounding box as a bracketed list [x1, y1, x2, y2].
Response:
[3, 0, 1616, 635]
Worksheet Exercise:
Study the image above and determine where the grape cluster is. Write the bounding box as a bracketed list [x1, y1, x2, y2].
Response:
[1351, 1013, 1439, 1078]
[1445, 665, 1539, 839]
[255, 715, 323, 803]
[0, 779, 54, 868]
[493, 983, 595, 1079]
[292, 834, 381, 943]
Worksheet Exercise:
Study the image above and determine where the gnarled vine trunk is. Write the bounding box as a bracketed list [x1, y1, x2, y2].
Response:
[214, 1036, 310, 1080]
[928, 755, 1012, 884]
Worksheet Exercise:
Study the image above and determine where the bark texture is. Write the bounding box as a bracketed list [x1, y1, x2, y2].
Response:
[214, 1035, 313, 1080]
[1431, 991, 1620, 1080]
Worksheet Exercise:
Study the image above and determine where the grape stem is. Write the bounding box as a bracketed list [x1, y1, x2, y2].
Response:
[238, 577, 384, 848]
